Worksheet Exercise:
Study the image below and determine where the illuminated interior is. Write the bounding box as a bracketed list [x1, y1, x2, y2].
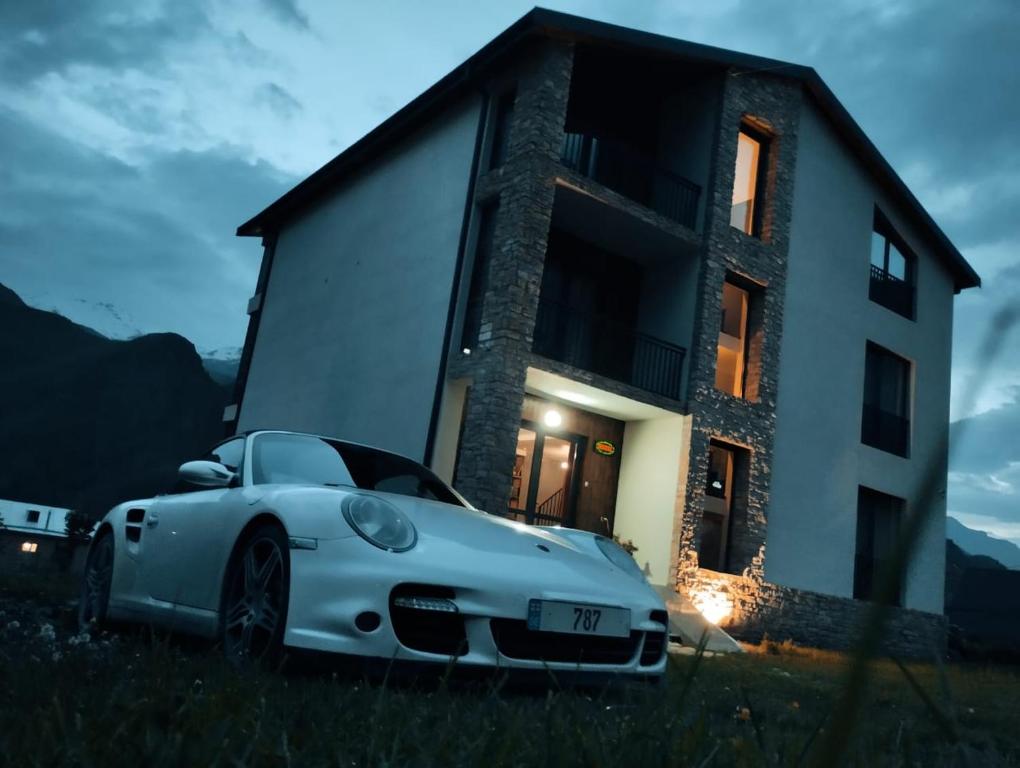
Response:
[730, 130, 761, 234]
[715, 281, 748, 396]
[20, 541, 38, 554]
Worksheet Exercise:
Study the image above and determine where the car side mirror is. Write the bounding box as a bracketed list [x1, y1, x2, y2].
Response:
[178, 460, 235, 488]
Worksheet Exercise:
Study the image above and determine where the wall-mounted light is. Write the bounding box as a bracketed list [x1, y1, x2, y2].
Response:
[543, 409, 562, 428]
[690, 586, 733, 625]
[462, 347, 472, 355]
[560, 461, 569, 470]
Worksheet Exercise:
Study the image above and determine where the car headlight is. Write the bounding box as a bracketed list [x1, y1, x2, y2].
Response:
[595, 536, 645, 582]
[341, 494, 417, 552]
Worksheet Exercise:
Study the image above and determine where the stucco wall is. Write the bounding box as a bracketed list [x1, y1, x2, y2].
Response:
[614, 415, 688, 586]
[766, 99, 955, 613]
[238, 97, 483, 461]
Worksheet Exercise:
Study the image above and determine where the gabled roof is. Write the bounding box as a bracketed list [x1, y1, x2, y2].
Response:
[237, 7, 979, 291]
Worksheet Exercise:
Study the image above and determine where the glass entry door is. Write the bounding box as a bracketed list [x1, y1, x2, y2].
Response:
[509, 425, 584, 526]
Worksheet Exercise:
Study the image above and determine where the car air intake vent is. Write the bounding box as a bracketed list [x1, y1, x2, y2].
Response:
[640, 610, 669, 666]
[389, 584, 468, 657]
[490, 619, 641, 665]
[126, 509, 145, 524]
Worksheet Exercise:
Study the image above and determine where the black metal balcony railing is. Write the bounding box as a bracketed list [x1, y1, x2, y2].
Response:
[561, 132, 701, 230]
[861, 402, 910, 457]
[533, 299, 686, 400]
[869, 264, 914, 319]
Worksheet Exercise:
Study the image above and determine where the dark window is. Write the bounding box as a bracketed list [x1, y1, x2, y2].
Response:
[26, 509, 41, 523]
[730, 125, 770, 237]
[854, 487, 904, 605]
[251, 433, 465, 507]
[488, 89, 516, 170]
[869, 211, 916, 319]
[861, 342, 911, 457]
[460, 202, 499, 351]
[698, 442, 737, 572]
[206, 437, 245, 472]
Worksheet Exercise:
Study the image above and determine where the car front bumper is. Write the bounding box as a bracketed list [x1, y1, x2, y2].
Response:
[284, 536, 668, 678]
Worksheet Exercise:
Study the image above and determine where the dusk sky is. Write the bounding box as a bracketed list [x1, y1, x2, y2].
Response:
[1, 1, 1018, 543]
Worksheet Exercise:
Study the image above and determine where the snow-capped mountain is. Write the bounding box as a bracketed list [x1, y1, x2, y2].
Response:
[21, 292, 146, 341]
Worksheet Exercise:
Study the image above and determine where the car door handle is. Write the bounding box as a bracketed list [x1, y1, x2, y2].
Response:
[146, 514, 160, 528]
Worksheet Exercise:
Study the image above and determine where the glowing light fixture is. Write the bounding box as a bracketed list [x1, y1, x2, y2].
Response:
[462, 347, 472, 355]
[560, 461, 569, 469]
[690, 587, 733, 625]
[543, 409, 562, 428]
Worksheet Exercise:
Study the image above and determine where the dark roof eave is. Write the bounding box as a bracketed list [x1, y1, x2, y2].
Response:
[237, 6, 980, 291]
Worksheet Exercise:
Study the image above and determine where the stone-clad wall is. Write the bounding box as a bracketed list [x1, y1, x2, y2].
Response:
[683, 555, 947, 658]
[678, 71, 803, 578]
[449, 41, 574, 516]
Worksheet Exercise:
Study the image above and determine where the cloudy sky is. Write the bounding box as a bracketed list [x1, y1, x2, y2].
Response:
[2, 0, 1018, 543]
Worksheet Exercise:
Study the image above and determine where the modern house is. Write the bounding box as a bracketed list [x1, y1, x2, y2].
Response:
[226, 9, 980, 654]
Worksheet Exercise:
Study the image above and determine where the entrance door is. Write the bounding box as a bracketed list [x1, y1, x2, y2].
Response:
[509, 423, 585, 527]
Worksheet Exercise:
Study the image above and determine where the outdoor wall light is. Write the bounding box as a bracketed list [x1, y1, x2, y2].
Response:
[560, 461, 569, 469]
[690, 586, 734, 625]
[462, 347, 471, 355]
[543, 409, 562, 428]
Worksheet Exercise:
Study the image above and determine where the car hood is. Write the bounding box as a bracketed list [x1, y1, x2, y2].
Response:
[376, 492, 658, 604]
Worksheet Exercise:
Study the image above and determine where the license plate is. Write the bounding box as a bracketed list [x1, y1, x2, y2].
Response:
[527, 599, 631, 637]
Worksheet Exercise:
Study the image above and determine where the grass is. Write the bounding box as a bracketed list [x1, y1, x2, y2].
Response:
[0, 593, 1018, 768]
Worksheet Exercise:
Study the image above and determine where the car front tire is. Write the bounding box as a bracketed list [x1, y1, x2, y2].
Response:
[78, 531, 114, 632]
[221, 524, 290, 667]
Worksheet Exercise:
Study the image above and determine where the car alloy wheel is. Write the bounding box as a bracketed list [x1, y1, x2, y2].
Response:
[222, 526, 289, 665]
[78, 532, 113, 631]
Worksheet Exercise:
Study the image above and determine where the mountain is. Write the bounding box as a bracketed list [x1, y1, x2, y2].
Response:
[200, 346, 242, 389]
[0, 283, 228, 518]
[19, 290, 146, 341]
[947, 516, 1020, 570]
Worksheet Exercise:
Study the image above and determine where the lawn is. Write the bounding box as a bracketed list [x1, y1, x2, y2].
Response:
[1, 576, 1018, 767]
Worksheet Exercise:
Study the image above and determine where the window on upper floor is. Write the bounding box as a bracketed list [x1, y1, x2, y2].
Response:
[854, 486, 904, 605]
[488, 89, 516, 170]
[861, 342, 911, 457]
[26, 509, 40, 523]
[460, 201, 499, 352]
[715, 276, 765, 401]
[869, 211, 916, 319]
[730, 125, 770, 237]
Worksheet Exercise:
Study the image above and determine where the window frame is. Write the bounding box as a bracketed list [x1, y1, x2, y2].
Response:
[868, 210, 917, 320]
[730, 123, 771, 238]
[854, 486, 905, 606]
[861, 341, 912, 457]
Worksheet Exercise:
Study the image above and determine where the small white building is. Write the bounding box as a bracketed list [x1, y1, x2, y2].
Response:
[0, 499, 91, 575]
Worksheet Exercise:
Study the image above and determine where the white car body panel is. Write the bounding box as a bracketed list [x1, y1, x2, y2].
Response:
[92, 431, 669, 677]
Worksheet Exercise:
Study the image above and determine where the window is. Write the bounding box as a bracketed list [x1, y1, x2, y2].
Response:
[251, 433, 465, 507]
[488, 89, 516, 170]
[21, 542, 38, 554]
[730, 125, 769, 236]
[869, 211, 916, 319]
[206, 438, 245, 472]
[854, 487, 904, 605]
[460, 202, 499, 351]
[26, 509, 40, 523]
[715, 281, 749, 396]
[861, 342, 911, 457]
[699, 443, 736, 572]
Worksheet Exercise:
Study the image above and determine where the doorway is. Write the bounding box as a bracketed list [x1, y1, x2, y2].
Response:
[509, 421, 586, 526]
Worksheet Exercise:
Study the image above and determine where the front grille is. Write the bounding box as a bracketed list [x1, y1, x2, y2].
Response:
[640, 610, 669, 666]
[490, 619, 641, 665]
[389, 584, 468, 657]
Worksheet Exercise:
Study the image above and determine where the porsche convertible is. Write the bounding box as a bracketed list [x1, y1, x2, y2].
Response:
[78, 430, 669, 678]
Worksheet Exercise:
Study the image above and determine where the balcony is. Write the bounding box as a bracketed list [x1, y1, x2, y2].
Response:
[861, 403, 910, 457]
[532, 299, 686, 400]
[869, 265, 914, 319]
[560, 133, 701, 230]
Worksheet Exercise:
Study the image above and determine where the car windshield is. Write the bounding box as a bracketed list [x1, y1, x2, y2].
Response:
[251, 433, 466, 507]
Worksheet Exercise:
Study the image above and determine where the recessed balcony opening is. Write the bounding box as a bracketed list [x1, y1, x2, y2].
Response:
[561, 45, 721, 231]
[536, 197, 700, 401]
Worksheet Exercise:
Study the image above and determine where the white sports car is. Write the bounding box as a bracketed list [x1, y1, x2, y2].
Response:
[79, 430, 669, 679]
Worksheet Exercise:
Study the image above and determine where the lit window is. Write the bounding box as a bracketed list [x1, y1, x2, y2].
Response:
[730, 127, 768, 235]
[21, 542, 38, 553]
[715, 281, 749, 396]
